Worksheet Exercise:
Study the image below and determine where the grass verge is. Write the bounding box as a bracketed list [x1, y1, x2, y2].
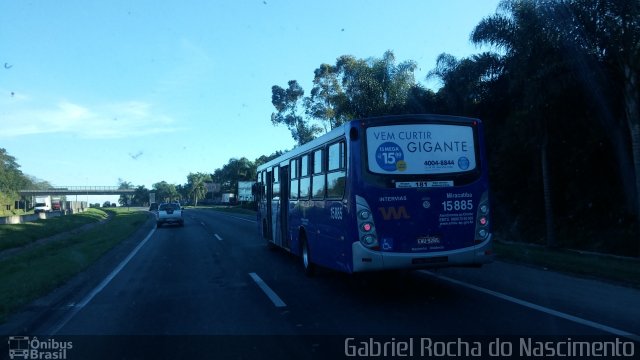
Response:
[494, 240, 640, 289]
[0, 209, 108, 252]
[0, 208, 148, 322]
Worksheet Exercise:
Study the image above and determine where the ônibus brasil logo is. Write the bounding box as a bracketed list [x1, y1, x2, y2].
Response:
[8, 336, 73, 359]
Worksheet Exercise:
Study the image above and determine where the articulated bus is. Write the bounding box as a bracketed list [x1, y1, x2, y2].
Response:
[255, 114, 493, 274]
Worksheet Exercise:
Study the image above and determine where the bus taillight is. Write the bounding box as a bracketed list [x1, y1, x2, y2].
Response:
[362, 235, 376, 247]
[356, 195, 379, 249]
[475, 192, 491, 243]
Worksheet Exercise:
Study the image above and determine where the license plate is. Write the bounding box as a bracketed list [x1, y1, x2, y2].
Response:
[416, 236, 440, 246]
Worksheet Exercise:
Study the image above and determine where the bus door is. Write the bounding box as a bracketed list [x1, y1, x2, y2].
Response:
[265, 169, 273, 240]
[271, 166, 281, 246]
[279, 165, 290, 250]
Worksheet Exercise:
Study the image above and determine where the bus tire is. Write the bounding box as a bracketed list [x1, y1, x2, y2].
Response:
[300, 235, 315, 276]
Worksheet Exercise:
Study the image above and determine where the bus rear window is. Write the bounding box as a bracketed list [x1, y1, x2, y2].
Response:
[366, 124, 477, 175]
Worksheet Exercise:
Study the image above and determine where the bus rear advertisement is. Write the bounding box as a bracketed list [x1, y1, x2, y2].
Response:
[255, 114, 493, 274]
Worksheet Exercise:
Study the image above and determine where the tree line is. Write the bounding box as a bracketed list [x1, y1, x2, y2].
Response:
[0, 148, 53, 215]
[0, 145, 276, 212]
[116, 154, 281, 207]
[269, 0, 639, 256]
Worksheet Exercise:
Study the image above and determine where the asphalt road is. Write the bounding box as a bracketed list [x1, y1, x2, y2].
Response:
[4, 208, 639, 359]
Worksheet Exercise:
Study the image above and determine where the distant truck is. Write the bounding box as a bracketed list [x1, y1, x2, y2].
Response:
[52, 197, 63, 211]
[34, 196, 52, 213]
[221, 193, 236, 204]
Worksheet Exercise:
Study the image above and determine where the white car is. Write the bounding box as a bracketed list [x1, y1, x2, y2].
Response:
[156, 202, 184, 227]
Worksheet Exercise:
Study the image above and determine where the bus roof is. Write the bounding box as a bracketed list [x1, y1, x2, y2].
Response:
[257, 123, 348, 171]
[256, 114, 481, 172]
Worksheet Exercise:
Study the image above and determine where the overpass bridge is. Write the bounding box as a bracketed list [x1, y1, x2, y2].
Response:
[19, 186, 136, 196]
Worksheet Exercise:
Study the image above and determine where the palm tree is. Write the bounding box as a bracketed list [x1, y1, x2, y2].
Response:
[470, 0, 571, 247]
[187, 173, 210, 206]
[554, 0, 640, 254]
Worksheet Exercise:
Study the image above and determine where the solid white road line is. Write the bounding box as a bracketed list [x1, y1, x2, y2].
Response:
[215, 234, 223, 241]
[249, 272, 287, 308]
[421, 270, 640, 341]
[50, 227, 156, 335]
[219, 214, 256, 223]
[234, 218, 256, 223]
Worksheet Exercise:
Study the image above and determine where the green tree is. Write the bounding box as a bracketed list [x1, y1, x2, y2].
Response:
[331, 50, 418, 119]
[271, 51, 424, 145]
[463, 0, 640, 254]
[117, 179, 133, 206]
[470, 0, 578, 247]
[427, 52, 503, 116]
[254, 151, 284, 170]
[304, 63, 347, 130]
[271, 80, 322, 145]
[132, 185, 150, 206]
[0, 148, 21, 176]
[175, 184, 189, 203]
[0, 149, 57, 213]
[549, 0, 640, 252]
[211, 158, 256, 195]
[152, 181, 178, 203]
[0, 149, 30, 193]
[187, 172, 211, 206]
[0, 148, 26, 212]
[26, 176, 53, 190]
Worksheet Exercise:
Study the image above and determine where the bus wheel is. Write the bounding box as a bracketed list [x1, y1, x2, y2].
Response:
[301, 236, 315, 276]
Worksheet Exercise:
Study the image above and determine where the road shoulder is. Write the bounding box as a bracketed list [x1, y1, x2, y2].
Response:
[429, 260, 640, 338]
[0, 212, 155, 335]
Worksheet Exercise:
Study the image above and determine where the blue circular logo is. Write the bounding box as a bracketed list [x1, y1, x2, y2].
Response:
[458, 156, 470, 170]
[375, 142, 404, 172]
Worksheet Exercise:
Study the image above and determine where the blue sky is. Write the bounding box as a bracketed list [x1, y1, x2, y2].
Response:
[0, 0, 500, 204]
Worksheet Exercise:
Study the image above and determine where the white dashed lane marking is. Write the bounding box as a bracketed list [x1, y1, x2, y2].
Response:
[249, 272, 286, 308]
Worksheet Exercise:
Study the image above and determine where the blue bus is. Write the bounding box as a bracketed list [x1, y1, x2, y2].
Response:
[255, 114, 493, 274]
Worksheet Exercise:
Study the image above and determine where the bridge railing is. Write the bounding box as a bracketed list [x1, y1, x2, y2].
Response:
[19, 186, 136, 195]
[47, 186, 129, 192]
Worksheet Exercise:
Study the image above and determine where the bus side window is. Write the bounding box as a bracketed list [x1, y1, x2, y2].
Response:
[290, 158, 299, 200]
[299, 155, 310, 199]
[312, 148, 325, 199]
[272, 166, 280, 199]
[327, 141, 346, 198]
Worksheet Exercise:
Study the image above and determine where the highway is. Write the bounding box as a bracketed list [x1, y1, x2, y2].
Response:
[7, 208, 639, 358]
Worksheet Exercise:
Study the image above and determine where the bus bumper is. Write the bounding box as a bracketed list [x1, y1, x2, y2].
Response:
[351, 235, 494, 273]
